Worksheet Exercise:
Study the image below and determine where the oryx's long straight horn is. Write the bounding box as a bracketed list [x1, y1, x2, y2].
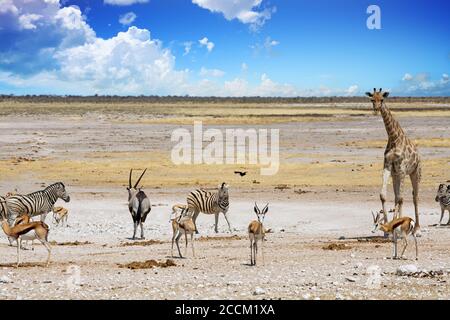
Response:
[371, 210, 375, 222]
[134, 168, 147, 189]
[129, 169, 133, 188]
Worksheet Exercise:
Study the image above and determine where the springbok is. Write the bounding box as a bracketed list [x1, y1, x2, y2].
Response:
[52, 206, 69, 226]
[0, 212, 51, 267]
[170, 207, 196, 258]
[248, 203, 268, 266]
[372, 210, 418, 260]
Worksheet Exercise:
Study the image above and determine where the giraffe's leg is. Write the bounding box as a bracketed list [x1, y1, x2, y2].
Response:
[410, 169, 421, 236]
[413, 233, 418, 260]
[380, 167, 391, 223]
[393, 173, 405, 219]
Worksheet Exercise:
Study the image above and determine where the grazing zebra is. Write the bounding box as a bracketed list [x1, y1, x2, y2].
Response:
[187, 182, 231, 234]
[3, 182, 70, 225]
[435, 184, 450, 225]
[127, 169, 151, 240]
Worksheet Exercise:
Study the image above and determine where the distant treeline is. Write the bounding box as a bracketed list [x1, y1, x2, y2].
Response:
[0, 95, 449, 104]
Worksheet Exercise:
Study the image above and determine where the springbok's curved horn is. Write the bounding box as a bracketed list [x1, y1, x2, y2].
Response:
[379, 88, 382, 92]
[134, 168, 147, 188]
[371, 211, 375, 221]
[373, 88, 376, 92]
[129, 169, 133, 188]
[262, 203, 269, 212]
[254, 202, 259, 215]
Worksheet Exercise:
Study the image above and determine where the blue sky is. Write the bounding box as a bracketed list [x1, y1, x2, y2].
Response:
[0, 0, 448, 96]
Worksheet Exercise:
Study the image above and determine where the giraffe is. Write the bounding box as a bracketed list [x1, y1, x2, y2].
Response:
[365, 88, 422, 235]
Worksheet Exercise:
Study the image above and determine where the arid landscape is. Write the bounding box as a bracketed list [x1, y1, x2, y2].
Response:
[0, 98, 449, 300]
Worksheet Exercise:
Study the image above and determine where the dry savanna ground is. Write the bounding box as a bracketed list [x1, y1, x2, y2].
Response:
[0, 99, 449, 300]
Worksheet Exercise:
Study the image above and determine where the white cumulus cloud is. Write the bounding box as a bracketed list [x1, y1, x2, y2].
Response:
[402, 73, 413, 81]
[199, 67, 225, 78]
[199, 37, 214, 52]
[183, 41, 193, 56]
[119, 12, 137, 25]
[192, 0, 275, 30]
[54, 26, 188, 94]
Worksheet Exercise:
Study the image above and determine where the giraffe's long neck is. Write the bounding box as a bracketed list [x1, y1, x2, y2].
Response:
[380, 102, 404, 142]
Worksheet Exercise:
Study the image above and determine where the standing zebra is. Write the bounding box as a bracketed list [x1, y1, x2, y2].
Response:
[3, 182, 70, 225]
[435, 184, 450, 225]
[187, 182, 231, 234]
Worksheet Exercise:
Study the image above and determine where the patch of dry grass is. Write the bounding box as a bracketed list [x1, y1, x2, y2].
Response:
[1, 150, 447, 189]
[118, 259, 176, 269]
[120, 240, 164, 247]
[343, 138, 450, 149]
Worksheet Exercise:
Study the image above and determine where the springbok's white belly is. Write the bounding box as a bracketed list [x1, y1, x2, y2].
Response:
[20, 231, 37, 241]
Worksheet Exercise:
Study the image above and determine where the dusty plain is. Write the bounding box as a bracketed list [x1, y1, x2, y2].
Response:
[0, 99, 449, 300]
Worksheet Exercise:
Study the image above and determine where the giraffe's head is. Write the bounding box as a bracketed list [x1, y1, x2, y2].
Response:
[365, 88, 389, 115]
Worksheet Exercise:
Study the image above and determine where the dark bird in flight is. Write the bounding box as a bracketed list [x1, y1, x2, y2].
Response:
[234, 171, 247, 177]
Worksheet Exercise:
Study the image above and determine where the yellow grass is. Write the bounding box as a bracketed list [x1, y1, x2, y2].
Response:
[342, 138, 450, 149]
[1, 151, 447, 189]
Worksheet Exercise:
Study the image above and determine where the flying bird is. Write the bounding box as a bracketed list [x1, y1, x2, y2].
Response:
[234, 171, 247, 177]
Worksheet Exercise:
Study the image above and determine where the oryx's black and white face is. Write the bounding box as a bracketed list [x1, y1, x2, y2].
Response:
[371, 210, 385, 233]
[254, 203, 268, 223]
[55, 182, 70, 202]
[365, 88, 389, 115]
[127, 168, 147, 201]
[435, 184, 447, 202]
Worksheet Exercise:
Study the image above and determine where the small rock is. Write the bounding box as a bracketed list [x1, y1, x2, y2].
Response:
[396, 264, 419, 275]
[345, 276, 357, 282]
[0, 276, 12, 284]
[253, 287, 265, 295]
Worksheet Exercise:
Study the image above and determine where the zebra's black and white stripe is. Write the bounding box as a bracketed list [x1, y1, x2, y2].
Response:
[435, 184, 450, 225]
[187, 182, 231, 233]
[4, 182, 70, 224]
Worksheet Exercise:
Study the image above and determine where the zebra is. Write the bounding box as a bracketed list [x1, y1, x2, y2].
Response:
[3, 182, 70, 225]
[435, 184, 450, 225]
[127, 169, 151, 240]
[186, 182, 231, 234]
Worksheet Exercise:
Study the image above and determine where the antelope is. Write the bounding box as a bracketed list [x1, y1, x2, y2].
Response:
[127, 169, 151, 240]
[435, 184, 450, 225]
[3, 214, 33, 248]
[170, 207, 196, 258]
[248, 203, 268, 266]
[0, 208, 51, 267]
[371, 210, 418, 260]
[170, 203, 188, 221]
[52, 206, 69, 226]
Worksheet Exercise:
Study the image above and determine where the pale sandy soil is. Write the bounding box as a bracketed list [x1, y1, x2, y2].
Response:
[0, 101, 449, 300]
